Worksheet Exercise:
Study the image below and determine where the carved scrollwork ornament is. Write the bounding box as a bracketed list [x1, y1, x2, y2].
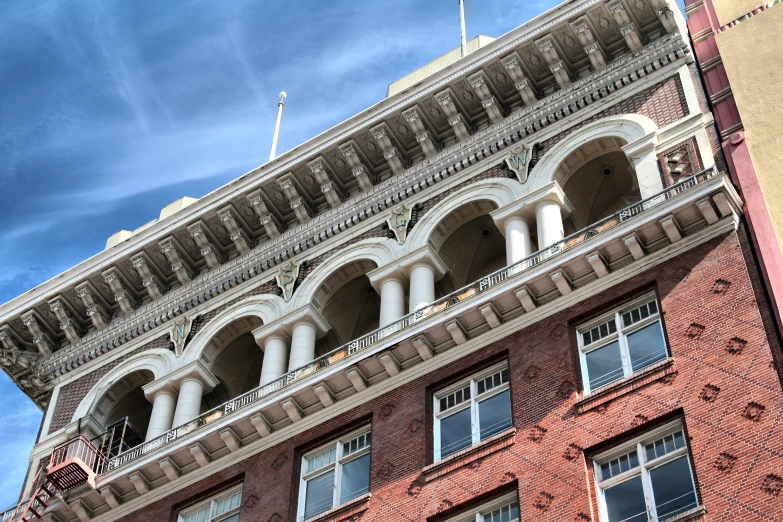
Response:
[504, 144, 533, 183]
[275, 261, 301, 302]
[170, 315, 194, 357]
[385, 204, 413, 245]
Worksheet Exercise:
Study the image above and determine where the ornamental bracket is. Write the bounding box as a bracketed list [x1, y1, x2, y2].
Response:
[385, 204, 414, 245]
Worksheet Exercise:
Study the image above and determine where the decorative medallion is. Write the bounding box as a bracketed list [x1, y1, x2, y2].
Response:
[505, 144, 533, 183]
[170, 315, 193, 357]
[386, 204, 413, 244]
[275, 261, 300, 302]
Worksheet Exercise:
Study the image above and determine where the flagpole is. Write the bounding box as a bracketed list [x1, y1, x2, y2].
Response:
[459, 0, 467, 57]
[269, 91, 287, 162]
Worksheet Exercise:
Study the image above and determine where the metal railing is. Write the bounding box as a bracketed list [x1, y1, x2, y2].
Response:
[104, 168, 718, 472]
[50, 435, 106, 475]
[0, 507, 15, 522]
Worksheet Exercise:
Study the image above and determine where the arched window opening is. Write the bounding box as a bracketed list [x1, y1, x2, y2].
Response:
[201, 317, 263, 411]
[95, 370, 154, 442]
[556, 137, 642, 234]
[432, 201, 505, 296]
[314, 260, 380, 352]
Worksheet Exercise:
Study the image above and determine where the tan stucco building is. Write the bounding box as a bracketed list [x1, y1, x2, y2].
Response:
[686, 0, 783, 332]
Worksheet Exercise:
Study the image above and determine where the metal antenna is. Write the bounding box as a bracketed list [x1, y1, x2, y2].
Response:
[459, 0, 467, 57]
[269, 91, 287, 161]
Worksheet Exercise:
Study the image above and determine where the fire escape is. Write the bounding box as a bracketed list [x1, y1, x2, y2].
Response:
[9, 418, 142, 521]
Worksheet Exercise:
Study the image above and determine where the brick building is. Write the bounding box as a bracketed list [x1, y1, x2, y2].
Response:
[2, 1, 782, 521]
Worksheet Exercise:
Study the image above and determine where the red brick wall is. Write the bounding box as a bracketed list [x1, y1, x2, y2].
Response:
[113, 226, 783, 522]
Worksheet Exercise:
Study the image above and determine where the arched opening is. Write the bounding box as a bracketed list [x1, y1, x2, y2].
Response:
[313, 259, 381, 353]
[201, 316, 264, 411]
[94, 370, 154, 440]
[555, 137, 642, 234]
[431, 200, 506, 296]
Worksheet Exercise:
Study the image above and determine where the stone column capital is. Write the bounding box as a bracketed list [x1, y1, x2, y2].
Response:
[490, 200, 532, 233]
[367, 245, 448, 290]
[166, 361, 218, 393]
[491, 181, 573, 230]
[526, 181, 573, 216]
[142, 379, 178, 402]
[622, 131, 659, 158]
[251, 304, 330, 347]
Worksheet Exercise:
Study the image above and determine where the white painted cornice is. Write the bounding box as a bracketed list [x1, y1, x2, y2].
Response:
[0, 4, 689, 326]
[14, 31, 692, 394]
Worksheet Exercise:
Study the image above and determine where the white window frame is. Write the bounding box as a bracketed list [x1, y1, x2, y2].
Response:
[296, 426, 372, 521]
[177, 484, 243, 522]
[433, 362, 512, 462]
[444, 492, 520, 522]
[577, 294, 668, 393]
[593, 422, 699, 522]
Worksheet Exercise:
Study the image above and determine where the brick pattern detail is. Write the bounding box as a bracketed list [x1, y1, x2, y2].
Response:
[657, 138, 703, 187]
[105, 228, 783, 522]
[714, 453, 738, 473]
[711, 279, 732, 295]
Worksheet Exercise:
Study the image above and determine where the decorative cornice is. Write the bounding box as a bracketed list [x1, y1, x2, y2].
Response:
[0, 0, 681, 325]
[28, 33, 690, 391]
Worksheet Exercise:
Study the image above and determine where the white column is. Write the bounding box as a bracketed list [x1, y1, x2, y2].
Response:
[504, 217, 532, 264]
[379, 277, 406, 327]
[260, 335, 289, 386]
[288, 321, 317, 371]
[146, 390, 176, 441]
[409, 264, 436, 312]
[536, 201, 564, 249]
[172, 378, 205, 428]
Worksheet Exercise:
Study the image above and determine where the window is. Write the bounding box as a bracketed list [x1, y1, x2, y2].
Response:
[298, 429, 371, 521]
[578, 296, 668, 392]
[595, 424, 699, 522]
[434, 363, 513, 462]
[178, 485, 242, 522]
[445, 494, 519, 522]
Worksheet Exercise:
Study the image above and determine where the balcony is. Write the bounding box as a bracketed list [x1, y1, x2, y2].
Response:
[39, 169, 742, 521]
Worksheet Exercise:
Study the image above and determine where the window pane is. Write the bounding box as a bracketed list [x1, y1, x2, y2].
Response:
[627, 321, 667, 372]
[304, 470, 335, 520]
[340, 454, 371, 504]
[650, 456, 698, 520]
[585, 340, 624, 389]
[440, 407, 472, 458]
[182, 507, 210, 522]
[220, 516, 239, 522]
[604, 475, 648, 522]
[478, 390, 512, 441]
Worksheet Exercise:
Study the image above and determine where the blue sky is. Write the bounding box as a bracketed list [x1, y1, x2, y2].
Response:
[0, 0, 686, 509]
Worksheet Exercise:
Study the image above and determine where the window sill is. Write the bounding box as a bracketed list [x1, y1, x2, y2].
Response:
[423, 428, 516, 482]
[305, 493, 371, 522]
[575, 358, 675, 414]
[662, 506, 706, 522]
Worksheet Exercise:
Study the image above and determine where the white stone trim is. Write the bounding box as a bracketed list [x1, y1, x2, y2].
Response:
[289, 238, 399, 310]
[179, 294, 284, 366]
[528, 114, 662, 197]
[70, 348, 176, 423]
[404, 178, 523, 253]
